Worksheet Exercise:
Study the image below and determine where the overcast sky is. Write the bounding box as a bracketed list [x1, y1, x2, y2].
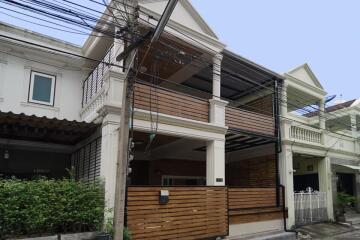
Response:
[1, 0, 359, 101]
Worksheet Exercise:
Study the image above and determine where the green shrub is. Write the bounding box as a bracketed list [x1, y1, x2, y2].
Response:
[102, 216, 132, 240]
[336, 192, 356, 215]
[123, 227, 132, 240]
[0, 178, 105, 239]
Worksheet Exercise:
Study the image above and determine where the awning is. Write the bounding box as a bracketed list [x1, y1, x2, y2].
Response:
[0, 111, 100, 145]
[337, 164, 360, 171]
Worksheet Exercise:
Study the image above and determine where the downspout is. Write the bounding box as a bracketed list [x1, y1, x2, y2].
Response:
[280, 184, 298, 235]
[274, 79, 281, 207]
[277, 79, 297, 235]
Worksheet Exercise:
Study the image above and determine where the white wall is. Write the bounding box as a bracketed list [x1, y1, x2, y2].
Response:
[0, 54, 84, 121]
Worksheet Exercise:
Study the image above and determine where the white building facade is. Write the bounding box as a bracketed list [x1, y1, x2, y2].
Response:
[280, 63, 360, 227]
[0, 1, 300, 239]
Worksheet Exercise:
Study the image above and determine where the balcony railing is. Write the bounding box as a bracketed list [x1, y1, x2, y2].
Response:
[290, 125, 322, 144]
[226, 107, 275, 136]
[82, 44, 114, 107]
[133, 82, 209, 123]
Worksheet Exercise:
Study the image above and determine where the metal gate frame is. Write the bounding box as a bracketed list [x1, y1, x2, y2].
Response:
[294, 191, 328, 226]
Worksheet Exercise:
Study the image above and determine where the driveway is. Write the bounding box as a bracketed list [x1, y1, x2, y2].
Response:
[297, 223, 360, 239]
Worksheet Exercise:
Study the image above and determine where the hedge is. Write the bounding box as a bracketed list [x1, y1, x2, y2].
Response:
[0, 178, 105, 239]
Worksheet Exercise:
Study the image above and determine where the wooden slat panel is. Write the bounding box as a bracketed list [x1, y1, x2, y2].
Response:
[228, 188, 277, 210]
[126, 186, 228, 240]
[228, 187, 284, 224]
[226, 107, 275, 136]
[229, 209, 283, 224]
[134, 83, 209, 123]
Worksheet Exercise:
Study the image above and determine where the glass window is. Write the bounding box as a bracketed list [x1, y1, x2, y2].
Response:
[29, 71, 56, 106]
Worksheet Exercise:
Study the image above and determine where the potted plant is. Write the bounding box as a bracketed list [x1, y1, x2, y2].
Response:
[123, 227, 132, 240]
[96, 218, 113, 240]
[96, 220, 131, 240]
[335, 192, 355, 222]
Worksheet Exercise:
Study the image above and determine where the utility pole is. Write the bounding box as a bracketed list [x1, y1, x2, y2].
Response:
[113, 0, 138, 239]
[112, 1, 178, 239]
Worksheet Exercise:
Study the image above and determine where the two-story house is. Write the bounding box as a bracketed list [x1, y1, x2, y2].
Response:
[0, 0, 295, 239]
[280, 63, 360, 227]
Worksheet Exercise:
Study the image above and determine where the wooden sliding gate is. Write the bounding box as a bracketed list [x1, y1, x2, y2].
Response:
[126, 186, 228, 240]
[228, 187, 284, 224]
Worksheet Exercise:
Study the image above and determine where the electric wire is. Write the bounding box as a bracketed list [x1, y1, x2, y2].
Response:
[0, 0, 358, 141]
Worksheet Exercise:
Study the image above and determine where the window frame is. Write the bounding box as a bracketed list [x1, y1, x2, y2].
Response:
[28, 70, 56, 106]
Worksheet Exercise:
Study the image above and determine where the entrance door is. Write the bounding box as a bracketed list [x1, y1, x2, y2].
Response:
[337, 173, 354, 195]
[294, 173, 319, 192]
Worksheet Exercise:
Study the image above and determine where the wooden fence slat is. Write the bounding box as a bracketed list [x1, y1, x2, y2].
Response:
[126, 186, 228, 240]
[228, 187, 277, 210]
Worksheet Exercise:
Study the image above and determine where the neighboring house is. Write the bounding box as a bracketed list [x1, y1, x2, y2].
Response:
[280, 63, 360, 227]
[0, 1, 296, 239]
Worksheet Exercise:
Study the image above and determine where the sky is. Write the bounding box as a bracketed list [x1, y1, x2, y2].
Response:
[1, 0, 359, 101]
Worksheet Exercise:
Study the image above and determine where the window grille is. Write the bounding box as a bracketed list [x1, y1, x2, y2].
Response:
[71, 137, 101, 183]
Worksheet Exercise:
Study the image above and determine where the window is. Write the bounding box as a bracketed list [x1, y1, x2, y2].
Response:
[28, 71, 56, 106]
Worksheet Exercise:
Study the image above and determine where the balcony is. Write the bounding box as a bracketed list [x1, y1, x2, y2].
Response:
[80, 45, 277, 139]
[133, 82, 209, 123]
[288, 122, 360, 154]
[226, 107, 275, 136]
[290, 125, 322, 144]
[82, 44, 114, 107]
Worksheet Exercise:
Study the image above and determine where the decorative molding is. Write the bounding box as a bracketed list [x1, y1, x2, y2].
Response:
[97, 103, 121, 117]
[283, 139, 360, 158]
[0, 59, 8, 65]
[284, 73, 327, 96]
[20, 101, 60, 112]
[134, 108, 228, 136]
[287, 63, 324, 89]
[209, 98, 228, 107]
[24, 65, 63, 78]
[80, 87, 107, 120]
[139, 8, 225, 52]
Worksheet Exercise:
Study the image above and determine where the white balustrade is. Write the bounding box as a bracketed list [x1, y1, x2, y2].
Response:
[290, 125, 322, 144]
[80, 88, 107, 122]
[82, 45, 115, 107]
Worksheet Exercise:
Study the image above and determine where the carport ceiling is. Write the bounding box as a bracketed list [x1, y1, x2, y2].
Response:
[0, 111, 99, 145]
[195, 132, 275, 153]
[132, 131, 180, 151]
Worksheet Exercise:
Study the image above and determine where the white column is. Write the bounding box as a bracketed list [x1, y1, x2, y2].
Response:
[351, 114, 357, 137]
[318, 156, 334, 220]
[319, 99, 326, 144]
[206, 139, 225, 186]
[212, 53, 223, 99]
[331, 166, 338, 212]
[209, 98, 228, 126]
[355, 173, 360, 212]
[208, 53, 226, 186]
[281, 82, 288, 118]
[99, 111, 121, 219]
[279, 145, 295, 227]
[0, 57, 7, 103]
